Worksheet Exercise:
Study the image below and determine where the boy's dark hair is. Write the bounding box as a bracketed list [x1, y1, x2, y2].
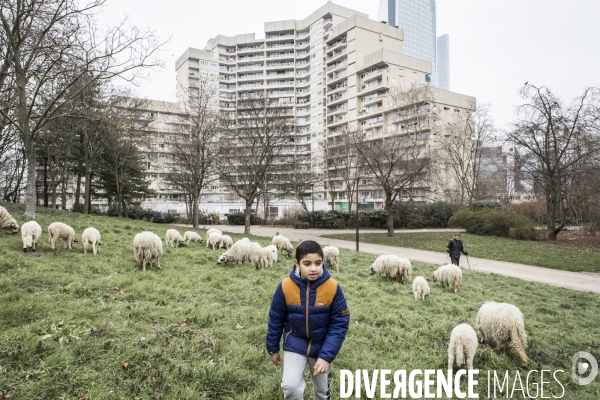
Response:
[295, 240, 323, 261]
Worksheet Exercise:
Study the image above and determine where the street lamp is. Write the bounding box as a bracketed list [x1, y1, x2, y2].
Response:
[356, 174, 366, 252]
[310, 183, 315, 212]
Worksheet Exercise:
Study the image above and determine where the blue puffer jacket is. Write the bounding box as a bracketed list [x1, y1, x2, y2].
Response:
[266, 265, 350, 363]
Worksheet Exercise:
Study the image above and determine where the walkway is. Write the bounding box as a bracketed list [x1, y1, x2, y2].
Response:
[205, 225, 600, 295]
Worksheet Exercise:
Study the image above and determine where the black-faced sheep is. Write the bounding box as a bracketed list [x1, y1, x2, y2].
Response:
[272, 234, 293, 258]
[448, 323, 478, 371]
[432, 264, 463, 293]
[412, 276, 430, 301]
[82, 227, 101, 255]
[165, 229, 185, 248]
[323, 245, 340, 272]
[184, 231, 203, 244]
[48, 222, 75, 250]
[0, 206, 19, 234]
[218, 235, 233, 249]
[370, 254, 412, 284]
[476, 302, 529, 366]
[133, 231, 163, 271]
[21, 221, 42, 252]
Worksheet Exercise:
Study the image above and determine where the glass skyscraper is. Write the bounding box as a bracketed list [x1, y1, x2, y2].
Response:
[378, 0, 437, 85]
[436, 33, 449, 90]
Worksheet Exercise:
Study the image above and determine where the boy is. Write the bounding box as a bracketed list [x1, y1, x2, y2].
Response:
[266, 240, 350, 400]
[446, 232, 468, 266]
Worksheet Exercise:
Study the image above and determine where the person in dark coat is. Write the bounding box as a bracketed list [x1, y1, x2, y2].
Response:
[266, 240, 350, 400]
[446, 233, 468, 266]
[156, 212, 163, 223]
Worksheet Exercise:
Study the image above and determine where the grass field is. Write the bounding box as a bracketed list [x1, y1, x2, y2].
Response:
[0, 203, 599, 399]
[321, 231, 600, 273]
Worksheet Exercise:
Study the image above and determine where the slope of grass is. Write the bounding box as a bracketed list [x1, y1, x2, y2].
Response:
[321, 231, 600, 273]
[0, 203, 598, 399]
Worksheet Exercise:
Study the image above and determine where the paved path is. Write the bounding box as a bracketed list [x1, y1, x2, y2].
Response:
[201, 225, 600, 295]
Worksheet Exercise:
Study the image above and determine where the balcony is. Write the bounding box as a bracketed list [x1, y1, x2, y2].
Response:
[296, 31, 309, 38]
[266, 71, 294, 79]
[327, 81, 348, 94]
[266, 61, 295, 68]
[327, 70, 347, 85]
[267, 81, 294, 87]
[238, 83, 264, 90]
[238, 55, 264, 63]
[323, 17, 333, 28]
[266, 33, 294, 40]
[238, 45, 264, 53]
[360, 115, 384, 127]
[266, 42, 294, 50]
[296, 51, 309, 58]
[327, 38, 347, 50]
[238, 73, 264, 81]
[266, 52, 295, 59]
[358, 80, 383, 95]
[328, 48, 347, 62]
[328, 104, 348, 115]
[327, 60, 347, 72]
[267, 90, 294, 97]
[237, 64, 263, 71]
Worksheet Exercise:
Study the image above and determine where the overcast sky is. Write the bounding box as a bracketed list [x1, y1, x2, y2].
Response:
[96, 0, 600, 130]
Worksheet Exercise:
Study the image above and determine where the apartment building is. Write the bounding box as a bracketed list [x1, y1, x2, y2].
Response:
[171, 1, 475, 214]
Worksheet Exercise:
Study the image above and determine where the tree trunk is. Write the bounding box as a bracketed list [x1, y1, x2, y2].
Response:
[385, 196, 394, 237]
[83, 166, 92, 214]
[244, 200, 252, 235]
[43, 154, 49, 207]
[192, 192, 199, 229]
[60, 171, 67, 210]
[24, 139, 37, 220]
[74, 167, 82, 212]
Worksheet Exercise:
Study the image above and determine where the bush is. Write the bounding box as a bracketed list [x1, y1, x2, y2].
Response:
[508, 226, 537, 240]
[226, 212, 262, 225]
[449, 208, 536, 240]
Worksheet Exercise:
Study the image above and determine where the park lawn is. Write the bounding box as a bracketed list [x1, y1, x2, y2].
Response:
[322, 231, 600, 273]
[0, 203, 598, 399]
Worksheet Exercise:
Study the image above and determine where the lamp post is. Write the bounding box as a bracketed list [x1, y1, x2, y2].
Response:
[356, 174, 366, 252]
[310, 183, 314, 212]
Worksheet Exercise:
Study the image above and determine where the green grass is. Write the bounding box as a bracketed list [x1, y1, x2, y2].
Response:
[321, 231, 600, 273]
[0, 202, 599, 399]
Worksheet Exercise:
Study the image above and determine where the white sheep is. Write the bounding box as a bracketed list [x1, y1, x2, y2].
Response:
[261, 245, 278, 268]
[476, 302, 529, 366]
[218, 234, 234, 249]
[217, 240, 264, 270]
[133, 231, 163, 271]
[323, 245, 340, 273]
[165, 229, 185, 248]
[206, 228, 222, 239]
[21, 221, 42, 252]
[448, 323, 478, 371]
[272, 234, 293, 258]
[82, 227, 101, 255]
[183, 231, 203, 244]
[369, 254, 412, 284]
[48, 222, 75, 250]
[206, 232, 222, 250]
[432, 264, 463, 293]
[412, 276, 430, 301]
[0, 205, 19, 234]
[244, 241, 265, 270]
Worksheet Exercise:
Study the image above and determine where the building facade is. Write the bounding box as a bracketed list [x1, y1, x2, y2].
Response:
[436, 33, 449, 90]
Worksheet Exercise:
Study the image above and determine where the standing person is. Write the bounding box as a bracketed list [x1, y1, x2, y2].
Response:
[266, 240, 350, 400]
[446, 233, 468, 266]
[156, 212, 163, 223]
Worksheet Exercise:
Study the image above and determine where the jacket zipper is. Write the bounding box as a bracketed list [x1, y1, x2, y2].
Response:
[306, 281, 311, 355]
[285, 325, 293, 342]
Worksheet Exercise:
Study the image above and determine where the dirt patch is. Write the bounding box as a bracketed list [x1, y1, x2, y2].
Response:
[540, 230, 600, 249]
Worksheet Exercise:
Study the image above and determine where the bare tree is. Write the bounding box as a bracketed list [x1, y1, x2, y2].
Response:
[326, 128, 360, 211]
[217, 92, 296, 234]
[164, 82, 221, 228]
[0, 0, 164, 219]
[279, 150, 319, 215]
[0, 124, 25, 202]
[508, 84, 600, 240]
[354, 84, 436, 236]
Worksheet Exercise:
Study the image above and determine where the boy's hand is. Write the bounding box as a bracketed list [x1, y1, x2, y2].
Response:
[313, 358, 330, 376]
[270, 352, 281, 365]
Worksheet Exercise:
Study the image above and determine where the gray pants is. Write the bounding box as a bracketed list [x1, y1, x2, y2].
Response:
[281, 351, 332, 400]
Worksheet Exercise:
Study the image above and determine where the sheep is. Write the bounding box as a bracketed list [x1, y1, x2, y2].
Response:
[369, 255, 412, 284]
[412, 276, 430, 301]
[448, 323, 478, 371]
[432, 264, 463, 293]
[476, 302, 529, 366]
[206, 228, 222, 239]
[323, 245, 340, 273]
[218, 234, 234, 250]
[165, 229, 185, 248]
[261, 245, 278, 268]
[133, 231, 163, 271]
[206, 232, 222, 250]
[82, 227, 101, 255]
[48, 222, 75, 250]
[217, 240, 264, 270]
[0, 205, 19, 234]
[21, 221, 42, 252]
[272, 234, 293, 258]
[183, 231, 203, 244]
[244, 241, 265, 270]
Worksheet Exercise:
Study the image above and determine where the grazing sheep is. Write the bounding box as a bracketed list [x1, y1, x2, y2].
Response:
[432, 264, 463, 293]
[206, 232, 222, 250]
[183, 231, 203, 244]
[412, 276, 430, 301]
[448, 323, 478, 371]
[218, 234, 233, 249]
[165, 229, 185, 248]
[82, 227, 101, 255]
[217, 240, 264, 270]
[323, 245, 340, 272]
[476, 302, 529, 366]
[206, 228, 222, 239]
[0, 206, 19, 234]
[244, 241, 265, 270]
[369, 255, 412, 284]
[48, 222, 75, 250]
[21, 221, 42, 252]
[133, 231, 163, 271]
[272, 234, 293, 258]
[261, 245, 278, 268]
